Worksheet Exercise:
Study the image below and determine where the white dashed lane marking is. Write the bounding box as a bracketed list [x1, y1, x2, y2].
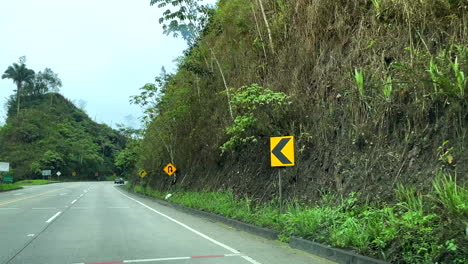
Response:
[45, 211, 61, 223]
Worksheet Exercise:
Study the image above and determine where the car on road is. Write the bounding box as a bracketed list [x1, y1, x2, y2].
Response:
[114, 178, 124, 184]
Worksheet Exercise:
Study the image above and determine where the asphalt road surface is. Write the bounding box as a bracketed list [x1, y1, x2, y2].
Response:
[0, 182, 335, 264]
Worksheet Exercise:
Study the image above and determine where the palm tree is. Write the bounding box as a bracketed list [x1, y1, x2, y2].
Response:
[2, 62, 35, 117]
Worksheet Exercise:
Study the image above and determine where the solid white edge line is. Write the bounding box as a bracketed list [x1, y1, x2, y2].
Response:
[115, 188, 247, 256]
[75, 254, 245, 264]
[124, 256, 191, 263]
[71, 199, 77, 204]
[45, 211, 61, 223]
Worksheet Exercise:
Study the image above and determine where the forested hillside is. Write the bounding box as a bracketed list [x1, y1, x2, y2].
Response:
[0, 91, 126, 180]
[125, 0, 468, 262]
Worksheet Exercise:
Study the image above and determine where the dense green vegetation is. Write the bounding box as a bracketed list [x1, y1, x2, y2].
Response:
[0, 59, 127, 181]
[129, 170, 467, 263]
[121, 0, 468, 263]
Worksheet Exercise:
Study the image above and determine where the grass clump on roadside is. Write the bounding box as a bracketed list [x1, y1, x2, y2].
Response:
[0, 183, 23, 192]
[129, 171, 467, 264]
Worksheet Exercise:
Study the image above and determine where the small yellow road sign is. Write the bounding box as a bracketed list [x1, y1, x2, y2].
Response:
[270, 136, 295, 167]
[163, 163, 177, 176]
[72, 172, 77, 177]
[138, 169, 148, 178]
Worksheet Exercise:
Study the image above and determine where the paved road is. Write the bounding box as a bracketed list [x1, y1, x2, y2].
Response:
[0, 182, 335, 264]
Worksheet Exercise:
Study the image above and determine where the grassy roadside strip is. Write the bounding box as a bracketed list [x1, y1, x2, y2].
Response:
[126, 171, 467, 264]
[15, 179, 59, 185]
[0, 183, 23, 192]
[0, 180, 58, 192]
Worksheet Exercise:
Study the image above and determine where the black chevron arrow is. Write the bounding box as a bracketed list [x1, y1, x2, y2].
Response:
[272, 138, 292, 164]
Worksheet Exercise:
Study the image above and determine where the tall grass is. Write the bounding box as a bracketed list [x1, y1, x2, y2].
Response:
[428, 59, 441, 95]
[396, 184, 423, 213]
[432, 171, 468, 222]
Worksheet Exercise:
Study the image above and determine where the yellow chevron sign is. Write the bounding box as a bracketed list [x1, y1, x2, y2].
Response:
[270, 136, 295, 167]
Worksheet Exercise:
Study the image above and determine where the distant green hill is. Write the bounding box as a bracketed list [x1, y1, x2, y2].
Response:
[0, 93, 126, 180]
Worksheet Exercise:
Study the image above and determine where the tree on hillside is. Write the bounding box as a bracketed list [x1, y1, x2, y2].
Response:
[39, 150, 64, 172]
[2, 57, 35, 117]
[150, 0, 234, 120]
[131, 68, 173, 125]
[23, 68, 62, 97]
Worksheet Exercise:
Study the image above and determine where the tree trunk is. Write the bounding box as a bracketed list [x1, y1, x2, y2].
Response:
[196, 76, 201, 102]
[206, 44, 234, 120]
[257, 0, 275, 54]
[16, 82, 22, 117]
[251, 2, 268, 60]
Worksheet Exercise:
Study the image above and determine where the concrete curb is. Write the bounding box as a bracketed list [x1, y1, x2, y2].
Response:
[121, 186, 389, 264]
[289, 238, 389, 264]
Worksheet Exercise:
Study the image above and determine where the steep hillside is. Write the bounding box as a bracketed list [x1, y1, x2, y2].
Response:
[126, 0, 468, 262]
[0, 93, 126, 180]
[136, 0, 467, 199]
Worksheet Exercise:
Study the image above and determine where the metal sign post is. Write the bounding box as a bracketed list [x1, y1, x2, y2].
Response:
[270, 136, 295, 213]
[278, 169, 283, 212]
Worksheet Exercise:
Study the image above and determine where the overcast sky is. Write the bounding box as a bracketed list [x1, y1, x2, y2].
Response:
[0, 0, 211, 128]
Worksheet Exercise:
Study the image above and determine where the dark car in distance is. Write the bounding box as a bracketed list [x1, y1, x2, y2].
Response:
[114, 178, 124, 184]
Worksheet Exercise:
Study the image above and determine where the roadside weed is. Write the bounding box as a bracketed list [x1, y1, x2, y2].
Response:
[383, 76, 393, 102]
[396, 184, 423, 213]
[355, 69, 365, 97]
[451, 57, 466, 98]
